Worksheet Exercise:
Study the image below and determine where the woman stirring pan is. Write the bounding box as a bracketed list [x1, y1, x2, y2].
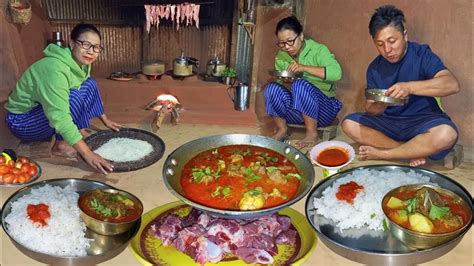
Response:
[264, 16, 342, 149]
[5, 24, 122, 174]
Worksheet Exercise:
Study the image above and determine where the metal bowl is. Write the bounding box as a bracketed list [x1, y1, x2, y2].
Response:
[79, 188, 143, 236]
[162, 134, 315, 219]
[0, 160, 42, 187]
[269, 70, 303, 79]
[1, 178, 140, 265]
[382, 184, 472, 249]
[365, 88, 409, 105]
[305, 165, 472, 265]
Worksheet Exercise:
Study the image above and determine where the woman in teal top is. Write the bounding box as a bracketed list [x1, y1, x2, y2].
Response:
[265, 16, 342, 148]
[5, 24, 121, 174]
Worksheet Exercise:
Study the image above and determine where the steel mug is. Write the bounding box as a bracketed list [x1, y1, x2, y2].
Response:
[227, 83, 250, 111]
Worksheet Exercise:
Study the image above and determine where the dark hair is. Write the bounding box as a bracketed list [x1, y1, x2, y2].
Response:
[70, 23, 101, 41]
[368, 5, 405, 38]
[275, 16, 303, 35]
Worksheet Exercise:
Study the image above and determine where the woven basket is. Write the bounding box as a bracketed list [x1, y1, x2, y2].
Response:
[9, 1, 32, 25]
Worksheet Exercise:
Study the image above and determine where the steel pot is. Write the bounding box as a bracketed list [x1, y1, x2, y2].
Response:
[162, 134, 315, 219]
[173, 52, 199, 76]
[206, 57, 226, 77]
[142, 61, 165, 76]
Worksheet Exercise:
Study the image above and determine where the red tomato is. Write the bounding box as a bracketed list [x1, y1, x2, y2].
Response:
[0, 155, 6, 165]
[28, 165, 38, 177]
[0, 165, 10, 174]
[7, 160, 15, 168]
[17, 174, 27, 183]
[11, 168, 21, 175]
[3, 173, 14, 184]
[21, 163, 31, 173]
[18, 156, 29, 164]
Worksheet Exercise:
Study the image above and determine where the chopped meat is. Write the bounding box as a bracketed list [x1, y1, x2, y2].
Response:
[230, 154, 244, 164]
[276, 229, 297, 244]
[268, 168, 287, 184]
[235, 247, 274, 264]
[193, 236, 224, 265]
[173, 224, 205, 252]
[151, 214, 183, 246]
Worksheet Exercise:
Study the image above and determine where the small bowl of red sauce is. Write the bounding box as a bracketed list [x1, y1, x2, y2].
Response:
[309, 141, 355, 175]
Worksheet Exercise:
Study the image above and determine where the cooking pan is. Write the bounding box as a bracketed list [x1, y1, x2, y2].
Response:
[162, 134, 315, 219]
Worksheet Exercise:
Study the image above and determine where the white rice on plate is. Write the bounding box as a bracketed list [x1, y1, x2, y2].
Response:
[94, 137, 154, 162]
[4, 185, 91, 257]
[312, 168, 436, 231]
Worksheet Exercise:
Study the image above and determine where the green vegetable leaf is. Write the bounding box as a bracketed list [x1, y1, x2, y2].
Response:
[211, 186, 221, 197]
[429, 204, 451, 220]
[406, 198, 417, 213]
[287, 173, 301, 180]
[242, 149, 252, 156]
[265, 166, 278, 173]
[382, 219, 389, 231]
[204, 167, 211, 175]
[370, 213, 376, 219]
[222, 187, 231, 197]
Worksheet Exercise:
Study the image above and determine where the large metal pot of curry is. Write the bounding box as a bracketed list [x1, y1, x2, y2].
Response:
[162, 134, 315, 219]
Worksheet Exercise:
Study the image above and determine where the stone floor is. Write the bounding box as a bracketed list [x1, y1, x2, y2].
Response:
[1, 121, 472, 266]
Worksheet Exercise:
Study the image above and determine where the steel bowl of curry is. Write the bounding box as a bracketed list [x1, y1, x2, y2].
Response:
[79, 188, 143, 236]
[382, 184, 472, 249]
[162, 134, 315, 219]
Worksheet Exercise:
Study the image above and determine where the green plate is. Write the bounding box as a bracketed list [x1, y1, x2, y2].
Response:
[128, 201, 317, 265]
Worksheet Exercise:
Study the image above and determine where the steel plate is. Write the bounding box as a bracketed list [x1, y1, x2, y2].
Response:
[305, 165, 472, 266]
[1, 178, 140, 265]
[365, 88, 409, 106]
[85, 128, 165, 172]
[269, 70, 303, 79]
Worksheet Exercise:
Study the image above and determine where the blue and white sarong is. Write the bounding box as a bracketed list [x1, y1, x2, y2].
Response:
[5, 78, 104, 142]
[264, 79, 342, 127]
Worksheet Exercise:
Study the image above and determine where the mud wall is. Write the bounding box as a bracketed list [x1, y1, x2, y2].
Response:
[253, 0, 472, 151]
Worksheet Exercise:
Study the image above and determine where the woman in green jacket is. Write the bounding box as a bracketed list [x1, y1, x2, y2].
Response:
[5, 24, 121, 174]
[265, 16, 342, 148]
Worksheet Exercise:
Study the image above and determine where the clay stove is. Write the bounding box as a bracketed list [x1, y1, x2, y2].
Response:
[145, 94, 181, 132]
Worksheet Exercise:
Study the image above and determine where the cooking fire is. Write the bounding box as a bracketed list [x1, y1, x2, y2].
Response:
[145, 94, 181, 132]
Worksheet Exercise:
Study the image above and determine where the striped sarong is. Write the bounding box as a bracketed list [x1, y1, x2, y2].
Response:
[5, 78, 104, 142]
[264, 79, 342, 127]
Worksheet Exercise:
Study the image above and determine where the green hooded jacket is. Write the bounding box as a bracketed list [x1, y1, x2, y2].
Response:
[275, 39, 342, 97]
[6, 44, 91, 145]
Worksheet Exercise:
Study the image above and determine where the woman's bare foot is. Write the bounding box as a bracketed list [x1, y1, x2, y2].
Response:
[409, 158, 426, 167]
[358, 145, 388, 161]
[294, 132, 318, 149]
[52, 141, 77, 158]
[270, 127, 288, 141]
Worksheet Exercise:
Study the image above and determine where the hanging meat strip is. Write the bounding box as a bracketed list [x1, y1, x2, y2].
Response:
[165, 4, 170, 19]
[193, 4, 200, 29]
[171, 5, 176, 22]
[158, 5, 166, 18]
[180, 4, 186, 23]
[151, 5, 159, 29]
[176, 4, 181, 30]
[144, 5, 152, 34]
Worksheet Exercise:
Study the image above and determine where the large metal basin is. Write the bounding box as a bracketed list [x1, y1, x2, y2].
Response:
[162, 134, 315, 219]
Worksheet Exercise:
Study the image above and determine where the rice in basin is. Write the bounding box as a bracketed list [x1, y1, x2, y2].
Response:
[94, 137, 153, 162]
[4, 185, 91, 256]
[313, 169, 435, 231]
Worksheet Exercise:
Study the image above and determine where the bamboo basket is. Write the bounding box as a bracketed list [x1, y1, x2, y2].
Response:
[9, 0, 32, 25]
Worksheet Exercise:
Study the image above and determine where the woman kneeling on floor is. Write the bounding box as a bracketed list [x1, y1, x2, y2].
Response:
[5, 23, 121, 174]
[264, 16, 343, 149]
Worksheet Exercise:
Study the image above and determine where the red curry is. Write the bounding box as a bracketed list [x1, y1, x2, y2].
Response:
[384, 188, 470, 234]
[181, 145, 301, 210]
[316, 147, 349, 167]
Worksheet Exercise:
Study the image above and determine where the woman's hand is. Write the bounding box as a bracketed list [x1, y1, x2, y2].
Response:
[82, 151, 114, 175]
[100, 114, 123, 131]
[287, 61, 305, 73]
[73, 140, 113, 175]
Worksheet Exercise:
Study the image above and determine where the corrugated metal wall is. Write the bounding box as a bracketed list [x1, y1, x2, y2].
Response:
[51, 23, 143, 72]
[143, 25, 231, 73]
[43, 0, 234, 73]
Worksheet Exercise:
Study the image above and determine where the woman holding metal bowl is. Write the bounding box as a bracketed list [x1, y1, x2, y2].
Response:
[265, 16, 342, 149]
